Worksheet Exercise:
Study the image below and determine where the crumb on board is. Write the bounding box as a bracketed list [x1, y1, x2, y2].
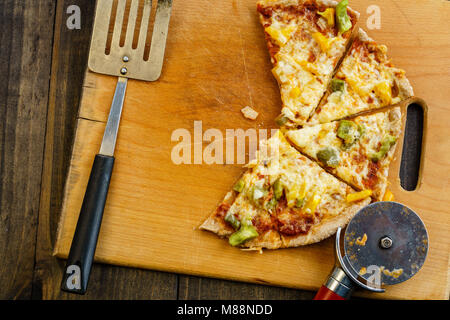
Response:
[381, 266, 403, 278]
[241, 106, 259, 120]
[355, 233, 368, 246]
[240, 247, 263, 254]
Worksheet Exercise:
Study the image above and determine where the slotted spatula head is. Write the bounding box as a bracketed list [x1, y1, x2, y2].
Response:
[88, 0, 172, 82]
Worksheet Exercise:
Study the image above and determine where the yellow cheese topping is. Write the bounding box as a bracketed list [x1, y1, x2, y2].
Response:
[231, 131, 366, 226]
[286, 109, 402, 200]
[382, 189, 395, 201]
[309, 35, 409, 125]
[264, 10, 349, 125]
[346, 190, 372, 202]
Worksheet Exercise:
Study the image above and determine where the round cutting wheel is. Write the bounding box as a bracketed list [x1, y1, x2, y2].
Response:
[344, 202, 428, 287]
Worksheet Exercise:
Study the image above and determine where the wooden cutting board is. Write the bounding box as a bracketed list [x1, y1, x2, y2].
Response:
[54, 0, 450, 299]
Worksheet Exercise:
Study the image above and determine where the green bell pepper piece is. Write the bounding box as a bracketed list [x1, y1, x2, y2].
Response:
[317, 147, 340, 168]
[337, 120, 363, 148]
[336, 0, 352, 33]
[370, 135, 397, 162]
[225, 211, 241, 230]
[330, 79, 346, 92]
[273, 178, 284, 200]
[295, 198, 304, 208]
[229, 224, 259, 246]
[265, 197, 278, 211]
[275, 115, 289, 126]
[233, 179, 245, 193]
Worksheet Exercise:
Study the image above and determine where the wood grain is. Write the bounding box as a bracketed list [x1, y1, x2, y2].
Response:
[54, 0, 450, 299]
[0, 0, 56, 300]
[178, 276, 315, 300]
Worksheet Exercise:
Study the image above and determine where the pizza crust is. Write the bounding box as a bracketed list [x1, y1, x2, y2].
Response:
[357, 28, 373, 43]
[281, 197, 370, 247]
[371, 107, 403, 200]
[257, 0, 361, 18]
[201, 217, 282, 250]
[200, 216, 233, 237]
[201, 218, 282, 249]
[200, 191, 235, 237]
[396, 76, 414, 98]
[369, 107, 402, 200]
[357, 28, 414, 99]
[244, 230, 283, 250]
[202, 195, 369, 249]
[200, 188, 283, 249]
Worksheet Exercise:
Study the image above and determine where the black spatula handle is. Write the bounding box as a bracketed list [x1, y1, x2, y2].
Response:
[61, 154, 115, 294]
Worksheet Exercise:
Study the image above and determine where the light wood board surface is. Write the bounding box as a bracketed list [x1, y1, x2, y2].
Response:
[54, 0, 450, 299]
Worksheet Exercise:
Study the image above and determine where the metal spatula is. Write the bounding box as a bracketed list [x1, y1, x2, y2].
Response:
[61, 0, 172, 294]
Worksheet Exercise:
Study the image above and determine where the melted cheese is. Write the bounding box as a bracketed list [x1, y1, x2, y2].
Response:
[231, 131, 360, 224]
[265, 20, 297, 46]
[309, 39, 407, 124]
[264, 6, 350, 125]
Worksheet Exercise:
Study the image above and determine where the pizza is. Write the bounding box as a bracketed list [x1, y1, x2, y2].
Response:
[308, 28, 414, 124]
[200, 131, 371, 249]
[285, 108, 402, 200]
[257, 0, 359, 126]
[201, 1, 413, 250]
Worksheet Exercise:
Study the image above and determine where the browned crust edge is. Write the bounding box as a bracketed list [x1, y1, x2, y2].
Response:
[281, 197, 370, 246]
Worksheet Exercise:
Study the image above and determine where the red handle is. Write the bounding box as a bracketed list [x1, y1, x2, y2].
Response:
[314, 285, 346, 300]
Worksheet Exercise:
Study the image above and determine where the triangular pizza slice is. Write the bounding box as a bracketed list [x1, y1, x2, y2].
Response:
[257, 0, 359, 126]
[200, 131, 370, 249]
[308, 28, 413, 124]
[286, 107, 402, 200]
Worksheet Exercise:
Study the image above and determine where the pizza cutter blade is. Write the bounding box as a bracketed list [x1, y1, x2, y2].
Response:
[314, 201, 428, 300]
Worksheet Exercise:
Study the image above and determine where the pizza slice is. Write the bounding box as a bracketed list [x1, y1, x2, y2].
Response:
[286, 107, 402, 201]
[308, 28, 414, 124]
[200, 131, 371, 249]
[257, 0, 359, 126]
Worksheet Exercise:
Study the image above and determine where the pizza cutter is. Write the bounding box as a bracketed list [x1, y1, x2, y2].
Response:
[314, 201, 428, 300]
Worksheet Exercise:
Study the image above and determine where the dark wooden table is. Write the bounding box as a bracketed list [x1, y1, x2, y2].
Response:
[0, 0, 317, 300]
[1, 0, 426, 300]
